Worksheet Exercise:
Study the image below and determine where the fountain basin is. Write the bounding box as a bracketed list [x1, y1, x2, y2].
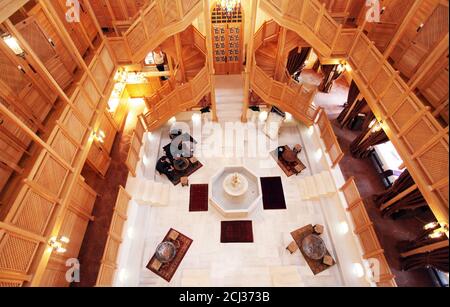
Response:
[209, 166, 262, 218]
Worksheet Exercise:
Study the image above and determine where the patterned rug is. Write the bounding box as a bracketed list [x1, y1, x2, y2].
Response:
[220, 221, 254, 243]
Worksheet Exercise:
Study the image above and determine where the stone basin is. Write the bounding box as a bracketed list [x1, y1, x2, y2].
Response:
[209, 166, 261, 218]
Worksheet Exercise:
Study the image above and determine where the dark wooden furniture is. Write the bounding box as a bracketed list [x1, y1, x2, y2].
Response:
[270, 145, 307, 177]
[146, 229, 193, 282]
[291, 224, 336, 275]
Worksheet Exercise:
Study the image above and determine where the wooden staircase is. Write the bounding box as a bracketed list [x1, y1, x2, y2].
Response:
[255, 41, 278, 78]
[183, 45, 206, 81]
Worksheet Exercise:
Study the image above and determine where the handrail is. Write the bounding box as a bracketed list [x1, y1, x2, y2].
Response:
[259, 0, 449, 224]
[250, 64, 318, 126]
[142, 66, 211, 131]
[107, 0, 203, 64]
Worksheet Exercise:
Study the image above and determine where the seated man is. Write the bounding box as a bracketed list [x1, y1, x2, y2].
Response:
[156, 156, 175, 180]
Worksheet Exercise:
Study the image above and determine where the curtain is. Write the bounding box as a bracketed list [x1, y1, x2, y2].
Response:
[349, 125, 389, 158]
[286, 47, 311, 75]
[337, 80, 361, 125]
[372, 169, 427, 217]
[402, 247, 449, 272]
[380, 188, 427, 217]
[373, 169, 415, 205]
[319, 64, 343, 93]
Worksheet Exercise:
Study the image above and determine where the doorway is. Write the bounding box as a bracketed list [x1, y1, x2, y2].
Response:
[211, 2, 244, 75]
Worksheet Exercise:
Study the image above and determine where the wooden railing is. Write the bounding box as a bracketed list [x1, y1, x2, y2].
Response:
[340, 177, 397, 287]
[315, 108, 344, 168]
[0, 42, 117, 286]
[259, 0, 449, 225]
[250, 64, 318, 126]
[142, 66, 211, 131]
[125, 118, 146, 177]
[96, 186, 131, 287]
[253, 19, 281, 52]
[107, 0, 203, 64]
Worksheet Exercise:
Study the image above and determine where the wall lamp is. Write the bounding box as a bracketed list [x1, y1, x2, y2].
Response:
[2, 33, 25, 57]
[93, 130, 106, 144]
[48, 236, 70, 254]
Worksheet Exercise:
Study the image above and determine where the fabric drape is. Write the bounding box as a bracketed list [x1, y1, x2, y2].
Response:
[402, 247, 449, 272]
[337, 80, 361, 125]
[349, 125, 389, 158]
[286, 47, 311, 75]
[319, 64, 343, 93]
[372, 169, 427, 217]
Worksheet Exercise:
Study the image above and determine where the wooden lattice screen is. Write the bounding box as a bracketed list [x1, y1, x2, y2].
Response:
[340, 177, 397, 287]
[96, 186, 131, 287]
[315, 108, 344, 168]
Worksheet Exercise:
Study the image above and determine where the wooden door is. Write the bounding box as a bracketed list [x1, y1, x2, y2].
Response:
[397, 4, 448, 79]
[16, 17, 73, 90]
[211, 4, 244, 75]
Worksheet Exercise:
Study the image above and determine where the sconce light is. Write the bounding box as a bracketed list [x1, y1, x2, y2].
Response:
[259, 111, 268, 122]
[2, 34, 25, 57]
[417, 23, 424, 32]
[427, 222, 449, 239]
[48, 236, 70, 254]
[93, 130, 106, 144]
[352, 263, 365, 278]
[369, 119, 383, 133]
[285, 112, 293, 122]
[192, 113, 201, 124]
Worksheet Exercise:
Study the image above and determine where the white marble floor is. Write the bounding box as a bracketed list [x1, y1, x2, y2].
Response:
[114, 76, 371, 287]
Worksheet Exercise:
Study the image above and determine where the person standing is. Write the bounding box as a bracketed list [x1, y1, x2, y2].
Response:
[153, 48, 167, 81]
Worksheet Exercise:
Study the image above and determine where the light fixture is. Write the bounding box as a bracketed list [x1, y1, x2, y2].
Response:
[428, 222, 449, 239]
[338, 221, 349, 235]
[93, 130, 106, 143]
[192, 113, 201, 124]
[168, 116, 176, 125]
[259, 111, 268, 122]
[315, 148, 323, 160]
[369, 119, 383, 133]
[285, 112, 293, 122]
[218, 0, 241, 18]
[424, 222, 439, 230]
[307, 126, 314, 136]
[2, 34, 25, 57]
[352, 263, 365, 278]
[48, 236, 70, 254]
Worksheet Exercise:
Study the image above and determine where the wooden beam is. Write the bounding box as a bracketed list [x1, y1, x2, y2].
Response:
[0, 0, 30, 23]
[380, 184, 418, 211]
[242, 0, 259, 122]
[203, 0, 218, 122]
[400, 239, 449, 258]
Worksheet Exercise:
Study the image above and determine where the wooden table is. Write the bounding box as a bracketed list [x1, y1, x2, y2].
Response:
[291, 224, 335, 275]
[270, 145, 306, 177]
[146, 229, 193, 282]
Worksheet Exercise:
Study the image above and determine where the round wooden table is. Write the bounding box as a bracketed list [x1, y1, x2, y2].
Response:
[282, 149, 297, 163]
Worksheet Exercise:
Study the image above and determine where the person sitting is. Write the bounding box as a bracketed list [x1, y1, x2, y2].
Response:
[156, 156, 175, 180]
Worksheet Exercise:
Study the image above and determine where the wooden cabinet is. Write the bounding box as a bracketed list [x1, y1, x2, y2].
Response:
[211, 5, 244, 75]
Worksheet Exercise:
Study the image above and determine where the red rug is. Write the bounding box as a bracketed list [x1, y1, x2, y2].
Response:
[189, 184, 209, 212]
[221, 221, 254, 243]
[260, 177, 287, 210]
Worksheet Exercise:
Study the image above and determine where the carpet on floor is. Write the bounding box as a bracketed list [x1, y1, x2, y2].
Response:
[221, 221, 254, 243]
[189, 184, 209, 212]
[260, 177, 287, 210]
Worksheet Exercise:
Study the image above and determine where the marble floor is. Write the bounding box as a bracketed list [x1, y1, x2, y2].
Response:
[114, 75, 370, 287]
[116, 116, 372, 287]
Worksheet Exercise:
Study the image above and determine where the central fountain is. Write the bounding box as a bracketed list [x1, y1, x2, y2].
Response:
[209, 166, 262, 218]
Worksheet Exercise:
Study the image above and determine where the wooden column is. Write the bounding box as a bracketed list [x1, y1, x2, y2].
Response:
[241, 0, 259, 122]
[174, 33, 186, 83]
[203, 0, 218, 122]
[273, 27, 287, 81]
